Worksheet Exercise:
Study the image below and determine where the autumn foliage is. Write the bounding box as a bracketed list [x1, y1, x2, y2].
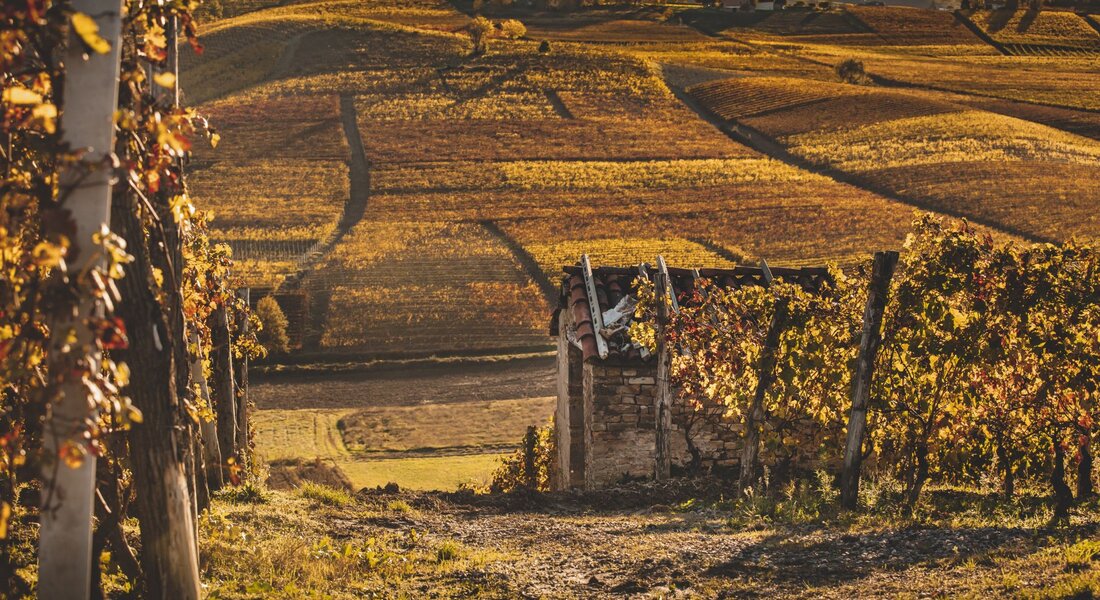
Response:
[635, 215, 1100, 514]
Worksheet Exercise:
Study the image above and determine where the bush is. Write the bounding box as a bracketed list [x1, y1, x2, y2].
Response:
[490, 422, 556, 493]
[538, 40, 551, 53]
[255, 296, 290, 354]
[499, 18, 527, 40]
[467, 15, 493, 55]
[835, 58, 869, 85]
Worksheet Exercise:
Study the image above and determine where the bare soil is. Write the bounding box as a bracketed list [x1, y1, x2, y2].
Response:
[349, 482, 1100, 598]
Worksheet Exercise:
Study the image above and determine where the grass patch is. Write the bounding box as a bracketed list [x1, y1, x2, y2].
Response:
[386, 499, 412, 513]
[340, 453, 505, 491]
[216, 481, 271, 505]
[298, 482, 353, 507]
[1065, 539, 1100, 572]
[435, 540, 463, 562]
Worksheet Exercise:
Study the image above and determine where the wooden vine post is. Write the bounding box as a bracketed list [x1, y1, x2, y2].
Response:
[840, 250, 899, 509]
[38, 1, 125, 597]
[235, 288, 252, 472]
[738, 260, 786, 496]
[212, 304, 238, 467]
[654, 257, 673, 482]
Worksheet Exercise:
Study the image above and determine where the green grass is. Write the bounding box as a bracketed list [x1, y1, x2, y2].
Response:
[298, 481, 354, 506]
[340, 453, 505, 492]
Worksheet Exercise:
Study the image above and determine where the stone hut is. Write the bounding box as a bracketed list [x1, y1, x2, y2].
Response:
[549, 257, 830, 490]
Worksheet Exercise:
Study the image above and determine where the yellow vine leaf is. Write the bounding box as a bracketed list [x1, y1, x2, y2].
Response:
[153, 72, 176, 89]
[32, 103, 57, 134]
[3, 86, 42, 105]
[71, 12, 111, 54]
[0, 502, 9, 540]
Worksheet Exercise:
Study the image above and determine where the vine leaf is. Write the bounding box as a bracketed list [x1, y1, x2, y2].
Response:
[71, 12, 111, 54]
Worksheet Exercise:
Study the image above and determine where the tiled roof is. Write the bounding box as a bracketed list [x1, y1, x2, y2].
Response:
[551, 261, 832, 364]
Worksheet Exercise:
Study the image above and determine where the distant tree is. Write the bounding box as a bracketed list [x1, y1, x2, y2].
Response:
[500, 18, 527, 39]
[255, 296, 290, 354]
[835, 58, 869, 85]
[467, 15, 493, 55]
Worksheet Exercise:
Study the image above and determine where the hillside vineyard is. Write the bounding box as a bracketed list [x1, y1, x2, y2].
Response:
[5, 0, 1100, 597]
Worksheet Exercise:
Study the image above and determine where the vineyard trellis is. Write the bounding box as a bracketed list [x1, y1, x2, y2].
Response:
[634, 215, 1100, 517]
[2, 1, 264, 597]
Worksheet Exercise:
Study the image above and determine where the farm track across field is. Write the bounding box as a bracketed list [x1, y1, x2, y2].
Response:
[665, 76, 1047, 245]
[285, 94, 372, 350]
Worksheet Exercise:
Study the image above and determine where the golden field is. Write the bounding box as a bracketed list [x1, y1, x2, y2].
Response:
[691, 76, 1100, 242]
[173, 0, 1099, 496]
[186, 0, 1100, 355]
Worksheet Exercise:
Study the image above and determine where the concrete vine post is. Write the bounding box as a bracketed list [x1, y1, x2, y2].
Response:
[654, 270, 672, 482]
[839, 251, 899, 509]
[38, 1, 125, 597]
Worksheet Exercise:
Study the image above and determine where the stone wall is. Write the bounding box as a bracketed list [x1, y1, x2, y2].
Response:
[578, 359, 744, 487]
[583, 362, 658, 487]
[554, 320, 743, 489]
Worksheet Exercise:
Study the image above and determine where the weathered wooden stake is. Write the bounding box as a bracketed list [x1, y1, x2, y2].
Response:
[189, 333, 224, 493]
[839, 250, 899, 509]
[738, 297, 789, 496]
[234, 288, 252, 472]
[38, 1, 124, 597]
[654, 269, 672, 482]
[211, 304, 238, 466]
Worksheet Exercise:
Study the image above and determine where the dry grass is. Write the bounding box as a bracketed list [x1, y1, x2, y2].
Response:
[691, 77, 1100, 242]
[846, 5, 990, 50]
[338, 397, 555, 455]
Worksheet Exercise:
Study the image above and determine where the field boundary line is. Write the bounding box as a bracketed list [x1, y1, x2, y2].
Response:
[952, 10, 1011, 56]
[478, 220, 558, 305]
[667, 78, 1052, 245]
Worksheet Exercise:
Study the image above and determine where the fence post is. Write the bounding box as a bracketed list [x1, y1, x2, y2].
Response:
[235, 288, 251, 473]
[654, 269, 672, 482]
[211, 304, 238, 468]
[738, 296, 789, 496]
[840, 250, 899, 509]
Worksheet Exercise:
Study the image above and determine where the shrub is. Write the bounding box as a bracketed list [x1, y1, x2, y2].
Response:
[298, 482, 353, 507]
[255, 296, 290, 354]
[500, 19, 527, 40]
[467, 16, 493, 55]
[490, 422, 556, 493]
[835, 58, 870, 85]
[538, 40, 551, 53]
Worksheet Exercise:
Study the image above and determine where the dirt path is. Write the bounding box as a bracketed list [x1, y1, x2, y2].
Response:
[336, 484, 1100, 598]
